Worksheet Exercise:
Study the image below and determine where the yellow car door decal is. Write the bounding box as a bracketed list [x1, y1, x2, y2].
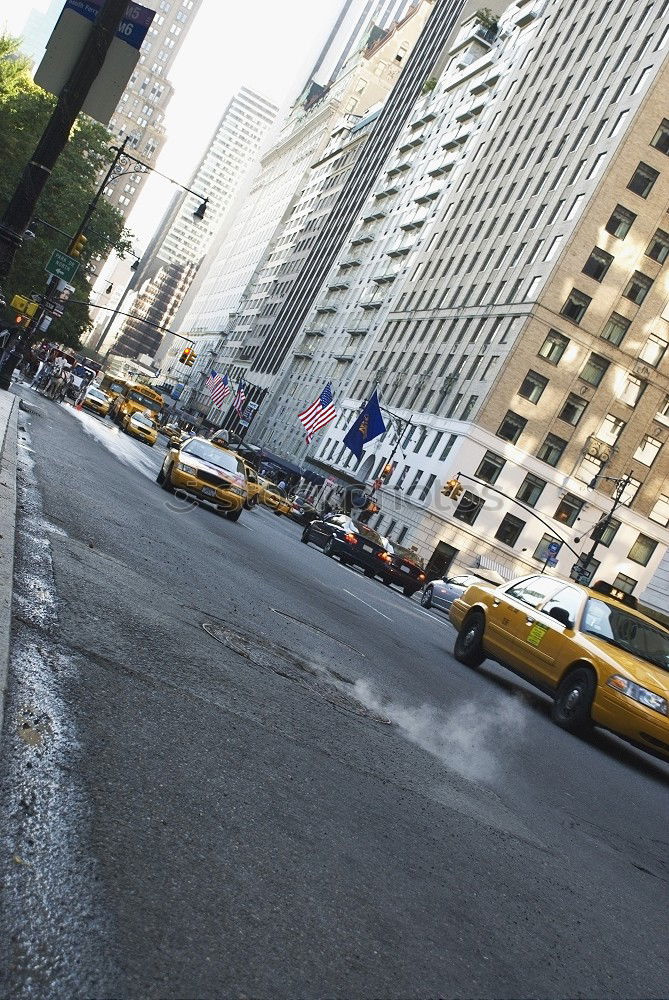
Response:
[526, 623, 549, 647]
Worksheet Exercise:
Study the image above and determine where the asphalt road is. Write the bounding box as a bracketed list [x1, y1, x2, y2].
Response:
[0, 387, 668, 999]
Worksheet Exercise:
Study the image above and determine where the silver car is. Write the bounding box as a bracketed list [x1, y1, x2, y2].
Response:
[420, 570, 507, 613]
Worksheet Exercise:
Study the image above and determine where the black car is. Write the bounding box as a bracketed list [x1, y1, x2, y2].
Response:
[301, 514, 393, 577]
[383, 542, 427, 596]
[289, 494, 320, 525]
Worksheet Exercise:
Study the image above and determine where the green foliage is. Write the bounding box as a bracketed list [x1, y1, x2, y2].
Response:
[475, 7, 499, 31]
[422, 76, 437, 94]
[0, 34, 132, 349]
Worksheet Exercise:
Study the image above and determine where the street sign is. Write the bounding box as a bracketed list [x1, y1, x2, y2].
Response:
[46, 249, 79, 283]
[239, 401, 259, 429]
[546, 556, 558, 567]
[547, 541, 561, 555]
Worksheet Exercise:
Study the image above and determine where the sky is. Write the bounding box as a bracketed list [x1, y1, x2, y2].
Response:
[2, 0, 345, 249]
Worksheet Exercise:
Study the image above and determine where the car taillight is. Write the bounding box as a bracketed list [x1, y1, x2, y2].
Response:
[418, 572, 426, 580]
[377, 552, 391, 562]
[343, 532, 358, 544]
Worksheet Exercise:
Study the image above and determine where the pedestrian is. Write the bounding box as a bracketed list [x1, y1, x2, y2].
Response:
[75, 371, 93, 409]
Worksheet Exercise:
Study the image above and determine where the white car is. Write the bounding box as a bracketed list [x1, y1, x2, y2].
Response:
[421, 571, 507, 613]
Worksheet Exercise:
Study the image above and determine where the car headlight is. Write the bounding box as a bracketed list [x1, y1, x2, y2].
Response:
[607, 675, 668, 716]
[177, 462, 198, 475]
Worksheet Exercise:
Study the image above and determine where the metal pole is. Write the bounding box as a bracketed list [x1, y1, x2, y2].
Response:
[576, 471, 632, 583]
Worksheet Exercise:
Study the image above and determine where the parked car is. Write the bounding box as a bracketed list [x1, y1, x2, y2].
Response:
[289, 494, 320, 525]
[449, 574, 669, 760]
[421, 571, 507, 613]
[156, 436, 247, 521]
[302, 514, 393, 577]
[383, 542, 427, 596]
[122, 410, 158, 446]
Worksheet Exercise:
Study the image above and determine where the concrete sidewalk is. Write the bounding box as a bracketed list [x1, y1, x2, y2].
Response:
[0, 389, 20, 738]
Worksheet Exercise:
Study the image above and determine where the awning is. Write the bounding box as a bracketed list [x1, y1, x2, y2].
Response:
[260, 449, 303, 477]
[305, 457, 367, 488]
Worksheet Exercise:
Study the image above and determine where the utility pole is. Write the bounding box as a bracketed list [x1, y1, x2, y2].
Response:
[0, 0, 128, 286]
[573, 471, 633, 584]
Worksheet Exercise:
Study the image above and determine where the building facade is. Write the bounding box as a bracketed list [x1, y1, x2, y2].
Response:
[107, 87, 278, 359]
[262, 0, 669, 609]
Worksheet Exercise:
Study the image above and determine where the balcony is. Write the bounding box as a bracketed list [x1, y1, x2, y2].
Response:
[333, 353, 354, 363]
[386, 243, 413, 257]
[374, 184, 400, 200]
[398, 135, 424, 153]
[340, 257, 361, 269]
[372, 271, 397, 284]
[387, 162, 411, 177]
[410, 110, 437, 130]
[350, 232, 373, 246]
[304, 328, 325, 337]
[414, 186, 440, 204]
[362, 208, 386, 223]
[315, 303, 337, 314]
[328, 280, 349, 291]
[399, 214, 427, 231]
[428, 159, 455, 177]
[347, 327, 368, 337]
[360, 298, 383, 310]
[293, 348, 313, 360]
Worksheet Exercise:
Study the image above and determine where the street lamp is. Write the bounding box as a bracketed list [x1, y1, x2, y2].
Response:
[572, 471, 633, 584]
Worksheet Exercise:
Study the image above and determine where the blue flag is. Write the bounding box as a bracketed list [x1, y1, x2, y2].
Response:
[343, 390, 387, 460]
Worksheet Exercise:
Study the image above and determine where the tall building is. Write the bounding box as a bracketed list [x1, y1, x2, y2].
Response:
[173, 0, 422, 399]
[18, 0, 64, 66]
[102, 0, 204, 219]
[107, 87, 278, 359]
[286, 0, 669, 609]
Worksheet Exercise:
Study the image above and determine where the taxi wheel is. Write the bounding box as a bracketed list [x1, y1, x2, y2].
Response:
[301, 527, 311, 544]
[160, 464, 174, 492]
[454, 612, 485, 667]
[551, 667, 596, 735]
[421, 586, 433, 608]
[363, 568, 375, 578]
[382, 577, 392, 587]
[324, 538, 336, 558]
[226, 508, 242, 522]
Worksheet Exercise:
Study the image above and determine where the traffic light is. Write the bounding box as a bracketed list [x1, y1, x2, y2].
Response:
[185, 351, 196, 367]
[70, 233, 88, 258]
[382, 462, 394, 480]
[179, 348, 192, 364]
[441, 478, 463, 500]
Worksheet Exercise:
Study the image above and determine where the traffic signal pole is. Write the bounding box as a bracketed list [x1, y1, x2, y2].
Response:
[0, 0, 129, 288]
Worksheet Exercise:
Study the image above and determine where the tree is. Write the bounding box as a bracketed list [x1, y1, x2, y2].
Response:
[0, 35, 132, 349]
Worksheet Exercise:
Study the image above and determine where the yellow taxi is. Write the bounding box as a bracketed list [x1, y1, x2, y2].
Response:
[449, 574, 669, 761]
[122, 410, 158, 446]
[209, 437, 261, 510]
[157, 436, 247, 522]
[258, 476, 292, 516]
[82, 384, 111, 417]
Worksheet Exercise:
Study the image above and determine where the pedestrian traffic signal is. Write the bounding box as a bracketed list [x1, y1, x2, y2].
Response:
[441, 478, 463, 500]
[70, 233, 88, 258]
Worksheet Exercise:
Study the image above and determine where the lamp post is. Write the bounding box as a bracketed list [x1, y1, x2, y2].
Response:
[572, 470, 633, 584]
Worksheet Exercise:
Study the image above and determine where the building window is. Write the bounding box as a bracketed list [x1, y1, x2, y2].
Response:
[612, 572, 637, 595]
[538, 329, 569, 365]
[580, 353, 609, 386]
[633, 434, 662, 466]
[599, 413, 626, 444]
[518, 369, 548, 403]
[537, 433, 567, 467]
[620, 374, 647, 406]
[596, 517, 621, 547]
[553, 493, 584, 527]
[475, 451, 505, 484]
[623, 270, 653, 305]
[650, 119, 669, 155]
[600, 312, 630, 346]
[620, 476, 641, 506]
[461, 394, 479, 420]
[605, 204, 636, 238]
[626, 161, 659, 198]
[558, 393, 588, 425]
[453, 491, 484, 526]
[628, 534, 657, 566]
[561, 288, 592, 323]
[516, 473, 546, 507]
[533, 533, 563, 563]
[495, 514, 525, 547]
[649, 495, 669, 526]
[645, 229, 669, 264]
[640, 333, 668, 367]
[419, 474, 436, 502]
[496, 410, 527, 444]
[582, 247, 613, 281]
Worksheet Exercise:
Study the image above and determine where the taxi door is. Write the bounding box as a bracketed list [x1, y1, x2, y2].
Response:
[507, 585, 585, 687]
[484, 577, 567, 681]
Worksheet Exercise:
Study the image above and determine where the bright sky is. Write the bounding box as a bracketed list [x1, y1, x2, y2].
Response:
[3, 0, 345, 248]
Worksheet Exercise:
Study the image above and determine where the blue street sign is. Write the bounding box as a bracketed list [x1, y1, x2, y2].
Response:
[64, 0, 154, 50]
[547, 541, 561, 555]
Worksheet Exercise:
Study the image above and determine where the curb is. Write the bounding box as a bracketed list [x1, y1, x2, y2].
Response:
[0, 390, 20, 740]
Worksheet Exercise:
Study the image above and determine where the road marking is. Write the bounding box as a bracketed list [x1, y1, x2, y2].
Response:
[342, 588, 392, 621]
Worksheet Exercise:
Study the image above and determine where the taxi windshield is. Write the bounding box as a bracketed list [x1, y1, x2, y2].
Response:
[128, 390, 160, 411]
[132, 413, 153, 427]
[182, 440, 243, 475]
[582, 599, 669, 671]
[87, 388, 106, 401]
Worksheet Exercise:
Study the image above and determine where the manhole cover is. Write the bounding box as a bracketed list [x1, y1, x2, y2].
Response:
[202, 622, 389, 724]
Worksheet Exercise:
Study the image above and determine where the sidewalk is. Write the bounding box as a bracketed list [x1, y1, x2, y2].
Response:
[0, 388, 20, 738]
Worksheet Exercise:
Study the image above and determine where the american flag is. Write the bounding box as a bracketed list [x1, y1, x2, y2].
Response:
[232, 380, 246, 417]
[205, 370, 231, 407]
[298, 383, 337, 444]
